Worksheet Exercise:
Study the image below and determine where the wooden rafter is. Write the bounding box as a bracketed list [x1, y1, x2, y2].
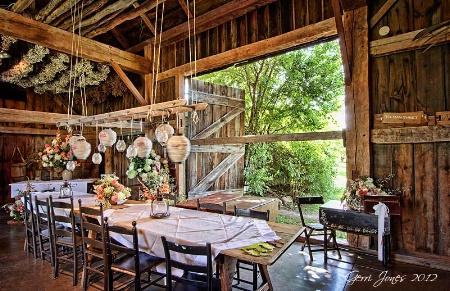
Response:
[128, 0, 277, 53]
[0, 108, 80, 125]
[86, 0, 163, 38]
[109, 61, 147, 106]
[11, 0, 34, 13]
[370, 0, 398, 29]
[133, 2, 156, 35]
[0, 9, 152, 74]
[35, 0, 64, 21]
[158, 18, 337, 79]
[370, 29, 450, 56]
[111, 28, 130, 49]
[190, 131, 344, 145]
[44, 0, 81, 24]
[59, 0, 109, 30]
[332, 0, 351, 86]
[177, 0, 193, 19]
[79, 0, 135, 28]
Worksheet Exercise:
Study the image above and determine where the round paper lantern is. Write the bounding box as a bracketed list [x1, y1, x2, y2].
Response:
[66, 160, 76, 171]
[72, 139, 91, 160]
[92, 153, 102, 164]
[99, 128, 117, 147]
[69, 134, 84, 147]
[155, 122, 174, 147]
[126, 144, 138, 159]
[166, 134, 191, 163]
[134, 136, 152, 158]
[97, 143, 107, 153]
[115, 139, 126, 152]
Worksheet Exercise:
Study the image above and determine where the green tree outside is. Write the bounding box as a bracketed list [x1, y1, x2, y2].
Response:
[197, 40, 345, 201]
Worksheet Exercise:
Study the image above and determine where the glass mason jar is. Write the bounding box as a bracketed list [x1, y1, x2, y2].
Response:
[150, 193, 169, 218]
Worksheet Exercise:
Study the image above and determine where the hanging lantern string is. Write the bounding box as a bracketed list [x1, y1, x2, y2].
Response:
[95, 121, 99, 150]
[151, 0, 159, 106]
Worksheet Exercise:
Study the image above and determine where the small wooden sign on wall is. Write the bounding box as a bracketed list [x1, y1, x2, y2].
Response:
[381, 111, 427, 125]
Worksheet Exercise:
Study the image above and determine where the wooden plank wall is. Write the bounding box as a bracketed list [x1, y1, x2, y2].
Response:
[187, 80, 244, 194]
[160, 0, 334, 72]
[370, 0, 450, 256]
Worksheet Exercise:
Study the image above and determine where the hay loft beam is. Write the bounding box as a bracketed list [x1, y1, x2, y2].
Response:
[0, 9, 152, 74]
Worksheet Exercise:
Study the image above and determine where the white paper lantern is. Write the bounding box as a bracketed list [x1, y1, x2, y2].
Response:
[66, 160, 76, 171]
[155, 122, 175, 147]
[166, 134, 191, 163]
[99, 128, 117, 147]
[97, 143, 107, 153]
[115, 140, 126, 152]
[72, 139, 91, 160]
[134, 136, 152, 158]
[92, 153, 102, 164]
[126, 144, 138, 159]
[69, 134, 84, 146]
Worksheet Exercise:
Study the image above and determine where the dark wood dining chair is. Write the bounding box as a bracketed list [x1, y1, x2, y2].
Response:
[78, 200, 108, 291]
[161, 236, 221, 291]
[104, 218, 165, 291]
[196, 199, 227, 214]
[23, 192, 38, 259]
[233, 206, 270, 291]
[34, 196, 54, 265]
[49, 196, 82, 286]
[297, 196, 341, 261]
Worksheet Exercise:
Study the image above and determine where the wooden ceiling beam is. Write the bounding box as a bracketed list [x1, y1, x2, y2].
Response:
[370, 29, 450, 56]
[111, 28, 130, 49]
[109, 61, 147, 106]
[0, 126, 64, 135]
[11, 0, 34, 13]
[332, 0, 351, 86]
[370, 0, 398, 29]
[158, 18, 337, 80]
[59, 0, 109, 30]
[0, 108, 80, 124]
[0, 9, 152, 74]
[80, 0, 135, 28]
[128, 0, 277, 53]
[177, 0, 193, 19]
[86, 0, 163, 38]
[133, 2, 156, 35]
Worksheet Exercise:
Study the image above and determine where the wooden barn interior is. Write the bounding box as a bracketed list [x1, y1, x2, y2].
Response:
[0, 0, 450, 290]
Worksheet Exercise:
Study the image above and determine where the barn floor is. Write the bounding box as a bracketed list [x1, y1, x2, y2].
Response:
[1, 211, 450, 291]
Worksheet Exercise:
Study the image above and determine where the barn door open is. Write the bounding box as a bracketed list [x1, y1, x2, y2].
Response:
[186, 79, 245, 197]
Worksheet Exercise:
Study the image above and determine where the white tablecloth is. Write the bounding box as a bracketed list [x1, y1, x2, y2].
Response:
[105, 205, 280, 265]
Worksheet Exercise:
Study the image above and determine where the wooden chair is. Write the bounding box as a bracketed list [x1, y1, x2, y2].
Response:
[78, 200, 107, 291]
[297, 196, 341, 261]
[104, 219, 165, 291]
[233, 206, 270, 291]
[23, 192, 38, 259]
[196, 199, 227, 214]
[34, 196, 54, 265]
[49, 196, 82, 286]
[161, 236, 221, 291]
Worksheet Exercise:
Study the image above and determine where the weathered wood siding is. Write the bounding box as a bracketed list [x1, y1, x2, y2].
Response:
[370, 0, 450, 256]
[187, 80, 245, 196]
[160, 0, 334, 72]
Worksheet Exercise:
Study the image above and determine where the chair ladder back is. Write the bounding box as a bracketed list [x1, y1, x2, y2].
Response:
[49, 197, 76, 238]
[23, 192, 37, 258]
[34, 196, 54, 264]
[161, 236, 214, 291]
[105, 222, 136, 256]
[297, 196, 324, 227]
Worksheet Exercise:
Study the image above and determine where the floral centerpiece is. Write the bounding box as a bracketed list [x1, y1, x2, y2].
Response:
[341, 175, 397, 211]
[126, 150, 171, 201]
[2, 199, 25, 221]
[93, 174, 131, 209]
[38, 131, 76, 170]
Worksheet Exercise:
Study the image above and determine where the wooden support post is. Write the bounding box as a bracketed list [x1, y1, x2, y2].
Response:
[104, 147, 114, 174]
[174, 74, 186, 198]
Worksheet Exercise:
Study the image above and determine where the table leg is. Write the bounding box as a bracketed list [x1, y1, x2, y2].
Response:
[219, 255, 237, 291]
[324, 226, 328, 262]
[258, 264, 272, 291]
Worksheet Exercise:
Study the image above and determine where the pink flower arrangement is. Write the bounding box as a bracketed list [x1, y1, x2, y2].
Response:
[93, 175, 131, 208]
[38, 131, 77, 169]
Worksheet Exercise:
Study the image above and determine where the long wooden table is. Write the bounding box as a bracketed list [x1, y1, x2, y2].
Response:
[177, 193, 279, 221]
